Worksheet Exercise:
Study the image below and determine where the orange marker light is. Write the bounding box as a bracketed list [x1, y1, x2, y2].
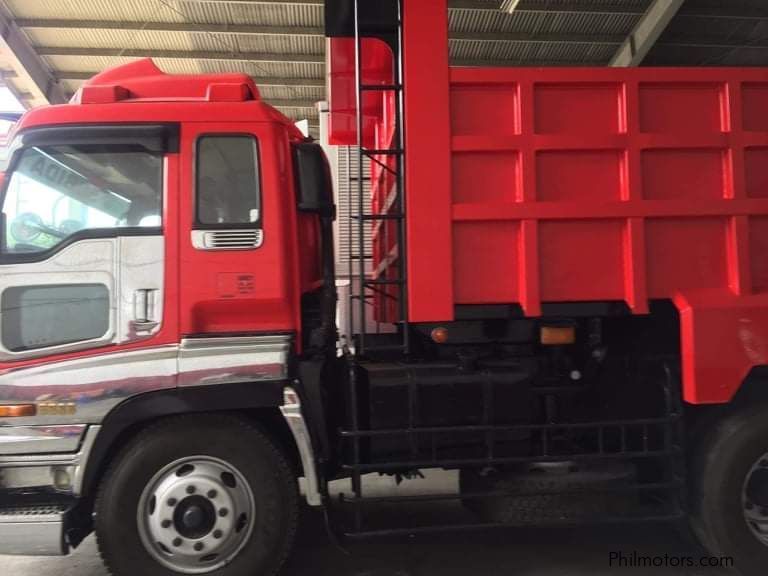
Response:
[431, 327, 449, 344]
[540, 326, 576, 346]
[0, 404, 37, 417]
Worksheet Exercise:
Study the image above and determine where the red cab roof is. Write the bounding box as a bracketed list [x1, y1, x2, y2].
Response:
[12, 59, 305, 137]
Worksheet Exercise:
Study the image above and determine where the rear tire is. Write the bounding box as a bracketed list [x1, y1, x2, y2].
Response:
[95, 414, 298, 576]
[690, 402, 768, 575]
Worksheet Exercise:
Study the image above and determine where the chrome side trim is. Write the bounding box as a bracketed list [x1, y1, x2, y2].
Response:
[178, 335, 291, 388]
[0, 335, 292, 454]
[0, 424, 86, 455]
[0, 346, 178, 428]
[280, 387, 322, 507]
[0, 504, 69, 556]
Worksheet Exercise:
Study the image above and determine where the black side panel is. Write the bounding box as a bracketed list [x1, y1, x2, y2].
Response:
[293, 142, 335, 217]
[81, 381, 285, 495]
[325, 0, 398, 39]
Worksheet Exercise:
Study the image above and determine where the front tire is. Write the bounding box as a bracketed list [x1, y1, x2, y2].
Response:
[690, 402, 768, 575]
[95, 415, 298, 576]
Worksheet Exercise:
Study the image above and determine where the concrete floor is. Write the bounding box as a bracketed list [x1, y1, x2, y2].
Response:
[2, 521, 728, 576]
[2, 472, 730, 576]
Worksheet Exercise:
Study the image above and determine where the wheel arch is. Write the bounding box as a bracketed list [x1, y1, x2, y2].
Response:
[79, 381, 299, 506]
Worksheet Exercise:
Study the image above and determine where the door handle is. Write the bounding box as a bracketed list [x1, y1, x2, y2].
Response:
[132, 289, 159, 332]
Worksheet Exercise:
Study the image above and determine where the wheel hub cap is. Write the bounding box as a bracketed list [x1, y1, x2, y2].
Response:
[175, 496, 216, 539]
[137, 457, 255, 574]
[742, 455, 768, 546]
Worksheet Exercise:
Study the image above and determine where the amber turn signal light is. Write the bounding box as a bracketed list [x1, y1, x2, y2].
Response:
[0, 404, 37, 417]
[431, 327, 449, 344]
[540, 326, 576, 346]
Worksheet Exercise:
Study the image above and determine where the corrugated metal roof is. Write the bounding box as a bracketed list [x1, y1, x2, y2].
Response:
[0, 0, 767, 128]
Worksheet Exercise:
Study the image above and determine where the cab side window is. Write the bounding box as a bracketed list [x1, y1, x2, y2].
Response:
[196, 135, 261, 226]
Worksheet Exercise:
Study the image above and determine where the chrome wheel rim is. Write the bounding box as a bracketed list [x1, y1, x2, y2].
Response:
[742, 453, 768, 546]
[137, 456, 255, 574]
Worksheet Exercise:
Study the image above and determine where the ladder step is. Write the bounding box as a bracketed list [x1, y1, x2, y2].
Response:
[0, 500, 73, 555]
[362, 148, 404, 156]
[358, 343, 408, 352]
[365, 279, 405, 286]
[360, 83, 402, 92]
[352, 213, 404, 221]
[348, 254, 373, 259]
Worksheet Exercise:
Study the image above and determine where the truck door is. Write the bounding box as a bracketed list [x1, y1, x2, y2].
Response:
[180, 123, 295, 336]
[176, 122, 295, 385]
[0, 125, 178, 362]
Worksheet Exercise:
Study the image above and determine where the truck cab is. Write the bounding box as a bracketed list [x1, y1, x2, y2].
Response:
[0, 58, 333, 569]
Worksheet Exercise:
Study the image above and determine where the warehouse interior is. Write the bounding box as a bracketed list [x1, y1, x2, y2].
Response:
[1, 1, 768, 135]
[1, 1, 767, 575]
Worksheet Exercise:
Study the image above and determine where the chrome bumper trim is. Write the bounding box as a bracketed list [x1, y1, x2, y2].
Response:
[0, 425, 101, 496]
[0, 504, 69, 555]
[280, 387, 323, 507]
[0, 424, 86, 455]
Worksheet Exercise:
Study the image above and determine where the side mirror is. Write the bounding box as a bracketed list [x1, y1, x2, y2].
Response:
[293, 142, 335, 219]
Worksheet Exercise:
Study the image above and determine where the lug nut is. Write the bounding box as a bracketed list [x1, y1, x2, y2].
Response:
[186, 485, 196, 494]
[172, 538, 182, 547]
[161, 519, 172, 528]
[194, 542, 204, 552]
[219, 508, 229, 518]
[207, 489, 218, 499]
[167, 498, 177, 507]
[213, 530, 223, 539]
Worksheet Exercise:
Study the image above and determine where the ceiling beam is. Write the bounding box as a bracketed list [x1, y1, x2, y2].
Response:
[81, 0, 762, 19]
[265, 98, 317, 108]
[36, 47, 325, 63]
[56, 70, 324, 86]
[658, 39, 768, 50]
[452, 58, 605, 67]
[16, 19, 323, 36]
[0, 4, 67, 106]
[184, 0, 753, 17]
[36, 39, 763, 67]
[451, 30, 624, 44]
[610, 0, 684, 66]
[23, 19, 626, 46]
[174, 0, 642, 13]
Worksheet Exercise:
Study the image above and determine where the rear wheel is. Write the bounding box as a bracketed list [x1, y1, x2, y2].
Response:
[95, 415, 298, 576]
[690, 402, 768, 575]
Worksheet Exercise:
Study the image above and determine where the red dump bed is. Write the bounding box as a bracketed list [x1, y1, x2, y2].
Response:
[439, 67, 768, 405]
[327, 2, 768, 405]
[445, 66, 768, 315]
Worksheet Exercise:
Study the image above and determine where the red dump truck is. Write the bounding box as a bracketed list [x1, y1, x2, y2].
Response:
[1, 0, 768, 574]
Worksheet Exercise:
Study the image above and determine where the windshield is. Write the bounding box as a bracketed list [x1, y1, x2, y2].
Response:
[1, 144, 163, 254]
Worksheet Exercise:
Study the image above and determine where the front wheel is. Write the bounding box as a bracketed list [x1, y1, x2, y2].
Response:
[690, 402, 768, 576]
[95, 415, 298, 576]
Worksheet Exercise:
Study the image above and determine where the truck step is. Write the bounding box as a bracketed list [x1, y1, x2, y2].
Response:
[0, 502, 72, 556]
